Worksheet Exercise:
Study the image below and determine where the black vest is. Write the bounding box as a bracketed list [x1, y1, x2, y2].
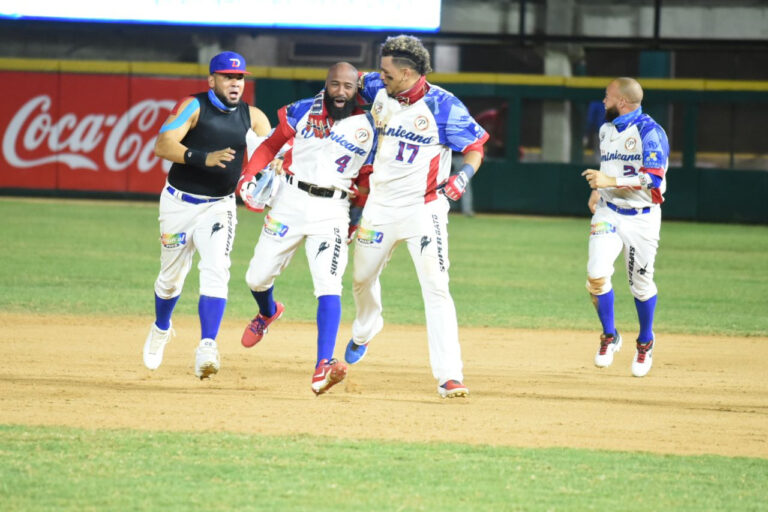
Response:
[167, 92, 251, 197]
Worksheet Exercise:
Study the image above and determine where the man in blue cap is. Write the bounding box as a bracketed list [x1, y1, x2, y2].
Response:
[142, 51, 272, 379]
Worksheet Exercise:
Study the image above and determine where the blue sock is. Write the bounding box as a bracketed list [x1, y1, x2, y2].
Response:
[154, 293, 179, 330]
[594, 290, 616, 336]
[199, 295, 227, 340]
[634, 295, 657, 343]
[251, 287, 276, 317]
[316, 295, 341, 365]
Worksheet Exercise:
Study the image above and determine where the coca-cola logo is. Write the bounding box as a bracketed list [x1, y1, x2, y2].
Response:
[2, 95, 176, 173]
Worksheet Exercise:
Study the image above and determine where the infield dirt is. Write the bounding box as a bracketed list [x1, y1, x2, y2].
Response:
[2, 313, 766, 458]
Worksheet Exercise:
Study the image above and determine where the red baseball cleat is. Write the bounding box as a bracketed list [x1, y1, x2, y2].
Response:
[311, 358, 347, 395]
[241, 302, 285, 348]
[438, 379, 469, 398]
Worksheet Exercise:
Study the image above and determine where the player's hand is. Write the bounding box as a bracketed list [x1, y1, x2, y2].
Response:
[588, 190, 599, 214]
[238, 174, 265, 212]
[269, 156, 284, 175]
[207, 148, 236, 168]
[347, 224, 359, 245]
[581, 168, 615, 189]
[371, 98, 396, 132]
[442, 171, 469, 201]
[347, 206, 363, 245]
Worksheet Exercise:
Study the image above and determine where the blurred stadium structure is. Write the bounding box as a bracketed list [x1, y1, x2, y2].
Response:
[1, 0, 766, 222]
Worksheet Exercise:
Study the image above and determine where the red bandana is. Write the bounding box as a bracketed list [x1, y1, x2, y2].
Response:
[305, 89, 365, 138]
[394, 75, 429, 106]
[306, 91, 333, 138]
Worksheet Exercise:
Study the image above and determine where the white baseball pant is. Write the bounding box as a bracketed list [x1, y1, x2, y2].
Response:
[587, 202, 661, 301]
[245, 181, 349, 297]
[154, 186, 237, 300]
[352, 199, 464, 384]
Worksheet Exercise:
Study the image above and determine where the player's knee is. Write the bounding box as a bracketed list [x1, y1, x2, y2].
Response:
[313, 281, 343, 298]
[155, 278, 183, 299]
[199, 267, 229, 297]
[630, 281, 657, 302]
[586, 276, 611, 295]
[245, 266, 272, 291]
[352, 265, 376, 286]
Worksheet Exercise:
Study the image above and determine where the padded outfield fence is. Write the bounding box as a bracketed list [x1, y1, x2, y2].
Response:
[1, 58, 766, 223]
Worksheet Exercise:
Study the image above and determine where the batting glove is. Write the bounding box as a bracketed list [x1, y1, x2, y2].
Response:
[238, 170, 278, 213]
[442, 164, 476, 201]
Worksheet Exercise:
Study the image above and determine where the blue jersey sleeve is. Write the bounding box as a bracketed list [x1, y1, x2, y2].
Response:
[283, 98, 314, 131]
[639, 122, 669, 170]
[426, 92, 488, 152]
[359, 72, 385, 103]
[363, 111, 378, 165]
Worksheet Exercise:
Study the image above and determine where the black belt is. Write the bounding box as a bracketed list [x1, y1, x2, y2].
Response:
[286, 174, 346, 199]
[606, 201, 651, 216]
[166, 186, 229, 205]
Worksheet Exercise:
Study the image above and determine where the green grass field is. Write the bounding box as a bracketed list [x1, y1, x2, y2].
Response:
[1, 197, 766, 335]
[2, 197, 767, 511]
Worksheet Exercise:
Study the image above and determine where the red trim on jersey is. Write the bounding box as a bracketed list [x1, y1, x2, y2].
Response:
[641, 166, 666, 178]
[463, 131, 490, 158]
[395, 75, 430, 106]
[282, 144, 294, 175]
[424, 154, 440, 203]
[351, 164, 373, 207]
[642, 166, 665, 202]
[243, 106, 295, 178]
[355, 164, 372, 189]
[170, 96, 195, 116]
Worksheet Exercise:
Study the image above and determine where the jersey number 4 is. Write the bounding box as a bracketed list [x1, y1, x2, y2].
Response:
[335, 155, 351, 173]
[395, 141, 419, 163]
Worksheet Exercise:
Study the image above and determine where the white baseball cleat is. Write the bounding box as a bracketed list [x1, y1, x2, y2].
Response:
[631, 339, 654, 377]
[143, 323, 174, 370]
[194, 339, 220, 379]
[594, 331, 622, 368]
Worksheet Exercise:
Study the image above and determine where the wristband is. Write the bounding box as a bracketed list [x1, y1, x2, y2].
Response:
[460, 163, 476, 181]
[184, 148, 208, 168]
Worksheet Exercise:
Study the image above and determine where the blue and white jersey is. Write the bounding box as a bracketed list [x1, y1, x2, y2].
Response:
[598, 107, 669, 208]
[280, 97, 377, 190]
[359, 73, 488, 209]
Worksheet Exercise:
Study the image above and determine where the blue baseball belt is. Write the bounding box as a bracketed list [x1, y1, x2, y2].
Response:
[606, 201, 651, 216]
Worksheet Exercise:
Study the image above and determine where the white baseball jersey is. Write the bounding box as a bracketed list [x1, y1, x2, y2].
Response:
[277, 96, 376, 189]
[350, 74, 488, 386]
[244, 95, 377, 298]
[359, 77, 488, 223]
[597, 108, 669, 209]
[588, 107, 669, 302]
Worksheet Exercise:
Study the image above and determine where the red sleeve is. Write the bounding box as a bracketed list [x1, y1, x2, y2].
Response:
[641, 166, 666, 178]
[243, 106, 295, 178]
[462, 131, 490, 159]
[351, 164, 373, 207]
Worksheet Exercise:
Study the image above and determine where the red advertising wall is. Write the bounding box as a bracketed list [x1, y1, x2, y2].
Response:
[0, 71, 253, 194]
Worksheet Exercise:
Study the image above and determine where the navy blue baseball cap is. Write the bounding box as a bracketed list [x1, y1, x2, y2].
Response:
[209, 51, 250, 75]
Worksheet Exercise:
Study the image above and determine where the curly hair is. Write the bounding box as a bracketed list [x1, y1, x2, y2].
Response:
[380, 35, 432, 75]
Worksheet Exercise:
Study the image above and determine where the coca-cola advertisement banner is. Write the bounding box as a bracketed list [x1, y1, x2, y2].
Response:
[0, 72, 253, 194]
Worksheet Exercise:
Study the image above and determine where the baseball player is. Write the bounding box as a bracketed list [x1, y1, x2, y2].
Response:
[582, 77, 669, 378]
[143, 51, 271, 379]
[238, 62, 376, 396]
[346, 35, 489, 398]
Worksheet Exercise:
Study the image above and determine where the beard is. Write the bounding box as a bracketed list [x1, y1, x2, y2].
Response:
[324, 90, 356, 120]
[214, 89, 238, 108]
[604, 105, 620, 122]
